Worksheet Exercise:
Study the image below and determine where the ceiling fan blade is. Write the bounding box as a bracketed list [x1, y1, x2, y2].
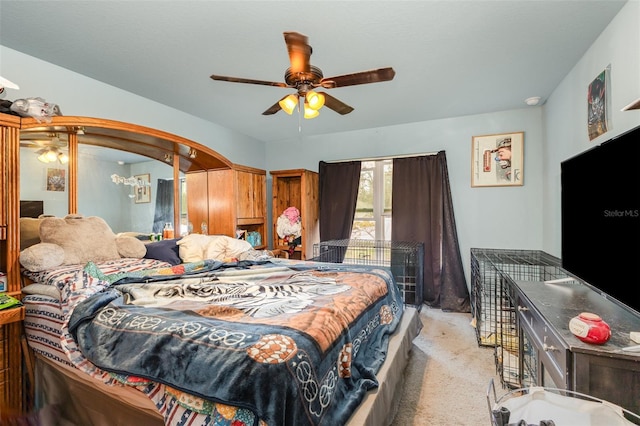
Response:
[320, 67, 396, 88]
[210, 74, 289, 88]
[262, 95, 288, 115]
[284, 31, 311, 74]
[320, 92, 354, 115]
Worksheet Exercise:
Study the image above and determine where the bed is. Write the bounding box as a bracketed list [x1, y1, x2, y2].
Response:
[21, 254, 422, 425]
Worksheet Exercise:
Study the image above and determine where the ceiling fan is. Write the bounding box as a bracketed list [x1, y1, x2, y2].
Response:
[210, 31, 395, 118]
[0, 75, 19, 94]
[20, 133, 69, 164]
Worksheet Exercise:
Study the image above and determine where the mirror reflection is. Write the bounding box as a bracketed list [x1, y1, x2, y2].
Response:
[20, 143, 185, 234]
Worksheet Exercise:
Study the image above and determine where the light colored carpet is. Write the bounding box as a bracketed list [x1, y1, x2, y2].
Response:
[390, 305, 502, 426]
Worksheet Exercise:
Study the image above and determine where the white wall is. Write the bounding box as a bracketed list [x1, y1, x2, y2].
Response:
[542, 0, 640, 258]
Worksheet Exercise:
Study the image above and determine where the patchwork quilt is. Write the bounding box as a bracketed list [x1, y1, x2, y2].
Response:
[65, 259, 404, 426]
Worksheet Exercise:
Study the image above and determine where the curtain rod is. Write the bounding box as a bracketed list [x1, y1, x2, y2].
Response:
[327, 151, 438, 163]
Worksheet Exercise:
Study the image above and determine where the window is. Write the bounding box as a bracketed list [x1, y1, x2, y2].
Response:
[351, 160, 393, 240]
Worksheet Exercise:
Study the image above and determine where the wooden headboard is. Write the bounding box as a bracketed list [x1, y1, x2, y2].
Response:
[20, 200, 44, 218]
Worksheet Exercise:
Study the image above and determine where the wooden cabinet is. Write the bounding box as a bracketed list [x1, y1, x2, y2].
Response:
[0, 113, 25, 413]
[270, 169, 319, 260]
[513, 279, 640, 415]
[186, 165, 267, 249]
[472, 248, 640, 415]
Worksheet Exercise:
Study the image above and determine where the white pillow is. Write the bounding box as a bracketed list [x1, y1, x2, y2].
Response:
[176, 233, 210, 262]
[21, 283, 61, 300]
[19, 243, 65, 272]
[177, 234, 253, 262]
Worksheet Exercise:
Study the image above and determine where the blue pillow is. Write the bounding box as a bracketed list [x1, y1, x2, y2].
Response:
[144, 238, 181, 265]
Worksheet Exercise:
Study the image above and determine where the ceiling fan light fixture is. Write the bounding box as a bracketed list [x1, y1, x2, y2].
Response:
[306, 90, 325, 110]
[279, 94, 299, 115]
[45, 149, 59, 163]
[303, 102, 319, 119]
[58, 151, 69, 164]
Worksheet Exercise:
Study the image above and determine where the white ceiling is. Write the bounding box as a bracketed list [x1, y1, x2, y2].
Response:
[0, 1, 628, 143]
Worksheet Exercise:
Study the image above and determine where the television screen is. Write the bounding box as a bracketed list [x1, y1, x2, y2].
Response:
[561, 125, 640, 314]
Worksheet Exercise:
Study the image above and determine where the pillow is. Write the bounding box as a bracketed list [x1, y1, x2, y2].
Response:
[19, 243, 65, 272]
[39, 215, 120, 265]
[144, 238, 182, 265]
[21, 283, 62, 300]
[116, 236, 147, 258]
[176, 234, 211, 263]
[205, 236, 253, 261]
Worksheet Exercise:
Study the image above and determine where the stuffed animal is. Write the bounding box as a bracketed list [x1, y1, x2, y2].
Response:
[19, 215, 146, 272]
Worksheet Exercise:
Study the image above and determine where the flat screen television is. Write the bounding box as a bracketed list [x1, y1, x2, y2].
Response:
[561, 124, 640, 314]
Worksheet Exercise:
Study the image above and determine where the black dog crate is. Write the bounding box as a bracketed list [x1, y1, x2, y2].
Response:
[312, 239, 424, 308]
[470, 248, 569, 389]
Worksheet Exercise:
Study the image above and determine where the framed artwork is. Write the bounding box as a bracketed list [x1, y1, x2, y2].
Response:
[588, 65, 611, 141]
[134, 173, 151, 204]
[471, 132, 524, 187]
[46, 168, 66, 192]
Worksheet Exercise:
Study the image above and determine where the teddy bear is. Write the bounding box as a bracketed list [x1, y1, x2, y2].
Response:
[19, 215, 146, 272]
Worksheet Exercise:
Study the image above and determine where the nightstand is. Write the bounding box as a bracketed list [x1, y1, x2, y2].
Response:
[0, 305, 25, 326]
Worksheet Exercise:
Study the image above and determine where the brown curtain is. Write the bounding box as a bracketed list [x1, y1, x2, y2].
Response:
[391, 152, 470, 312]
[318, 161, 361, 261]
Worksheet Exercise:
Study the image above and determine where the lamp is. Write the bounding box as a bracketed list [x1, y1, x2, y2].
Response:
[621, 97, 640, 111]
[303, 102, 319, 119]
[188, 148, 197, 159]
[306, 90, 325, 110]
[278, 94, 299, 115]
[36, 147, 68, 164]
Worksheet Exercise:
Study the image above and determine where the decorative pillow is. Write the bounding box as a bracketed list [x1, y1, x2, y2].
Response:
[21, 283, 62, 300]
[176, 234, 211, 263]
[19, 243, 65, 272]
[144, 238, 182, 265]
[176, 234, 253, 262]
[205, 236, 253, 261]
[116, 236, 147, 258]
[39, 215, 121, 265]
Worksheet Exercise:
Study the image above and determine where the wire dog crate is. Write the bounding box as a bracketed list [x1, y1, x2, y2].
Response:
[470, 249, 570, 388]
[312, 239, 424, 308]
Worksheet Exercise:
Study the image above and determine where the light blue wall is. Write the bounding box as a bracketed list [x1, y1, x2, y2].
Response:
[0, 47, 266, 169]
[19, 146, 167, 233]
[265, 98, 545, 280]
[542, 0, 640, 258]
[3, 1, 639, 288]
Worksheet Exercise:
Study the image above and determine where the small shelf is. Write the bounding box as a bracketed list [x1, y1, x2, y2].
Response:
[0, 306, 25, 325]
[270, 169, 319, 260]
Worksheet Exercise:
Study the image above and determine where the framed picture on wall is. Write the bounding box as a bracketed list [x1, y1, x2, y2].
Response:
[134, 173, 151, 203]
[46, 168, 66, 192]
[471, 132, 524, 187]
[588, 65, 611, 141]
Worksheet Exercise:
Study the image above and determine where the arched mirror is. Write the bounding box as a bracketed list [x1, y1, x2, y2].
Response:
[19, 116, 233, 235]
